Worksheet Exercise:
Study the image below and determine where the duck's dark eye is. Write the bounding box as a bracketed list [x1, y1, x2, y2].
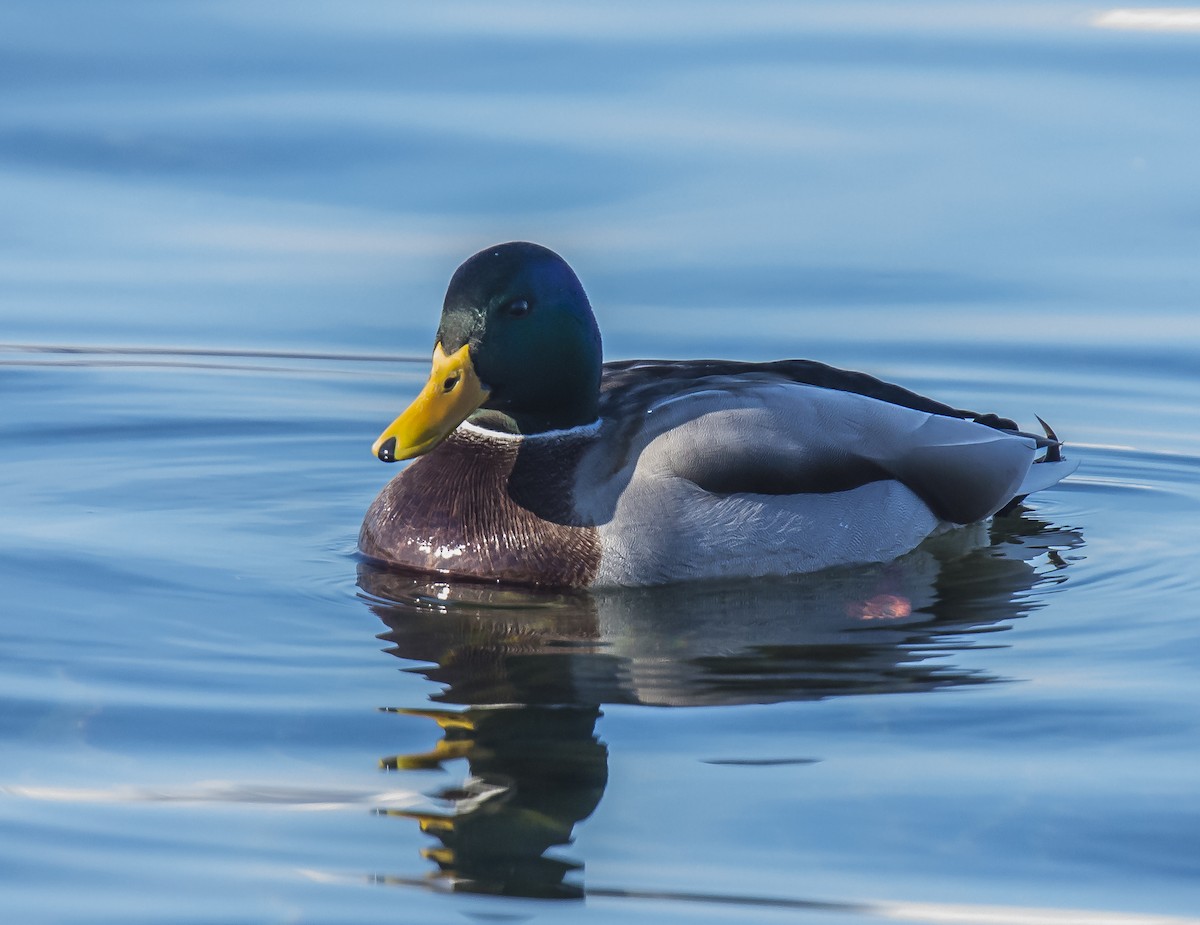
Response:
[503, 299, 531, 318]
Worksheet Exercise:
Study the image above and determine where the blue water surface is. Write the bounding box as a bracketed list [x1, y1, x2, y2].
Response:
[2, 3, 1200, 923]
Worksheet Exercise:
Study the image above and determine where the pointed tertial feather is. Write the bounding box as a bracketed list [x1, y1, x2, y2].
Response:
[1036, 415, 1063, 462]
[1012, 415, 1076, 496]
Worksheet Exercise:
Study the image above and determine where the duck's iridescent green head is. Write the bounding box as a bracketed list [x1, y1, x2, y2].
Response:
[372, 242, 603, 462]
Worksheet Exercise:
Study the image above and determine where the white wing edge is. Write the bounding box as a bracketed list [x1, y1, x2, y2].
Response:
[1017, 457, 1080, 497]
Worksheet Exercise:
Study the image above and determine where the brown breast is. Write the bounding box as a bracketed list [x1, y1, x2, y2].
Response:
[359, 427, 602, 588]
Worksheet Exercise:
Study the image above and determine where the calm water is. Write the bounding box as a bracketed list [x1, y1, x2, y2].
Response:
[3, 3, 1200, 923]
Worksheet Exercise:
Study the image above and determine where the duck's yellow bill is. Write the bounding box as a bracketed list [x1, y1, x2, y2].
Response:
[372, 342, 490, 462]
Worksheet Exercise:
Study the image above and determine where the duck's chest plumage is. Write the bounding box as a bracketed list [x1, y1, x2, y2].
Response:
[359, 425, 602, 587]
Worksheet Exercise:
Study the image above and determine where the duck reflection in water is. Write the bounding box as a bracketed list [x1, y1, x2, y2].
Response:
[358, 511, 1082, 899]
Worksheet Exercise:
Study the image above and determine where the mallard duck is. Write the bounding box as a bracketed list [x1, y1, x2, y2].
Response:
[360, 242, 1077, 588]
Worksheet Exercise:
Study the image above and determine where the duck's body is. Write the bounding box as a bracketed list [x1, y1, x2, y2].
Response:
[360, 243, 1077, 588]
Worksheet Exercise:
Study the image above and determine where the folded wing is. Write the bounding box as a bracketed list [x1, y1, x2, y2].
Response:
[614, 370, 1072, 524]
